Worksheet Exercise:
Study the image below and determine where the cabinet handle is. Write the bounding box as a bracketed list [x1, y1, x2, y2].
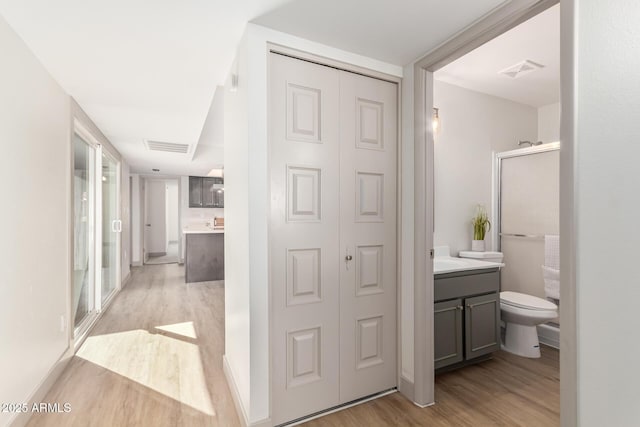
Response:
[457, 305, 464, 311]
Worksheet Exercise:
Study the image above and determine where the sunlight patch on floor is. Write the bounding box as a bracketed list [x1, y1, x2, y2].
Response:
[155, 321, 198, 339]
[76, 329, 215, 416]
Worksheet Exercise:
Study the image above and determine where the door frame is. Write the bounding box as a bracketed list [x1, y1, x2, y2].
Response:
[266, 44, 404, 420]
[70, 121, 100, 342]
[411, 0, 566, 410]
[142, 177, 182, 264]
[70, 119, 122, 346]
[99, 146, 122, 309]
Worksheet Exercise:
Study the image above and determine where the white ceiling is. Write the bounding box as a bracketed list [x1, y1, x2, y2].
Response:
[1, 0, 520, 175]
[435, 4, 560, 107]
[253, 0, 507, 65]
[0, 0, 292, 175]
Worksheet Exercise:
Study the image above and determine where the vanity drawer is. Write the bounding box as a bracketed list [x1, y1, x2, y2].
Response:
[435, 270, 500, 302]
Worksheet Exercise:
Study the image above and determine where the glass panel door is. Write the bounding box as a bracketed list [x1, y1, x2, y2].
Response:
[101, 151, 120, 304]
[73, 133, 96, 331]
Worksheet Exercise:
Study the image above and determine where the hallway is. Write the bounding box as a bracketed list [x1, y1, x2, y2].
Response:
[28, 264, 240, 427]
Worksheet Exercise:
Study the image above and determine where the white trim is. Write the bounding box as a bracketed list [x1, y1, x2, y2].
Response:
[411, 0, 560, 407]
[413, 400, 436, 409]
[121, 271, 132, 288]
[223, 355, 250, 427]
[398, 376, 415, 402]
[8, 348, 74, 427]
[288, 389, 397, 426]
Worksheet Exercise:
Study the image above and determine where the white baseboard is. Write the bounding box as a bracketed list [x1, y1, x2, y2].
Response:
[10, 347, 74, 427]
[538, 323, 560, 349]
[289, 389, 396, 426]
[121, 271, 132, 288]
[223, 355, 251, 427]
[398, 375, 415, 402]
[250, 417, 272, 427]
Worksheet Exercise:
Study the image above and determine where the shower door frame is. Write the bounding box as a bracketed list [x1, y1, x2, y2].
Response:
[493, 141, 561, 251]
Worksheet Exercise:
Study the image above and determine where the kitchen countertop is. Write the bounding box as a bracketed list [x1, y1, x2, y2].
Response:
[182, 224, 225, 234]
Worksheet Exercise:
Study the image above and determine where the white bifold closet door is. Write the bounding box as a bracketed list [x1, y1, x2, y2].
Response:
[270, 53, 397, 425]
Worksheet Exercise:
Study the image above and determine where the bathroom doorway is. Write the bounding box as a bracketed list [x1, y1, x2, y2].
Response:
[413, 0, 562, 416]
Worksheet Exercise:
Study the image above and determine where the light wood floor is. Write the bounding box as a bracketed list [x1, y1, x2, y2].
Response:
[304, 347, 559, 427]
[28, 264, 240, 427]
[29, 263, 559, 427]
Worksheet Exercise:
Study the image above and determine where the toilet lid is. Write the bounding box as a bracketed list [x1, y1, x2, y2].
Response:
[500, 291, 557, 311]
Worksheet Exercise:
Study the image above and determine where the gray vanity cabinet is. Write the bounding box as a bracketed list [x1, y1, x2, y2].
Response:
[464, 292, 501, 360]
[434, 299, 464, 369]
[434, 268, 501, 371]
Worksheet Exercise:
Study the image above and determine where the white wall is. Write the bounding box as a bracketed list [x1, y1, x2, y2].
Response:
[566, 0, 640, 424]
[131, 174, 142, 265]
[121, 161, 131, 281]
[433, 80, 538, 255]
[224, 33, 252, 423]
[0, 16, 71, 426]
[537, 102, 560, 142]
[166, 181, 179, 243]
[223, 23, 403, 424]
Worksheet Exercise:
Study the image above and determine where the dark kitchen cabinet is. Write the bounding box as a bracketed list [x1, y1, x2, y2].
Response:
[189, 176, 224, 208]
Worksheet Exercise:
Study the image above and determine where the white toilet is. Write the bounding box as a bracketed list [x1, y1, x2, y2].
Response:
[458, 250, 558, 358]
[500, 291, 557, 357]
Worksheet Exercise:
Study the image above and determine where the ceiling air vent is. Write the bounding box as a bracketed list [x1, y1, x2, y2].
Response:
[144, 139, 190, 154]
[499, 60, 544, 79]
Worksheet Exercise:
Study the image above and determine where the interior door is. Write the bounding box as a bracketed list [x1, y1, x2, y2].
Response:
[270, 53, 398, 424]
[338, 70, 397, 401]
[145, 180, 167, 257]
[270, 53, 341, 424]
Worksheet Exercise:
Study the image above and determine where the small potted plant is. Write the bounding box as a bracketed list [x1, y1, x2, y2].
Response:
[471, 204, 491, 252]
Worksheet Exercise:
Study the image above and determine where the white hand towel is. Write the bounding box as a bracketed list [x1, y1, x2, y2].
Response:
[542, 265, 560, 300]
[544, 235, 560, 299]
[544, 235, 560, 270]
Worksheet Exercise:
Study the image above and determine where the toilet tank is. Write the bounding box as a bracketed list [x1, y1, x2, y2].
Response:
[458, 251, 504, 264]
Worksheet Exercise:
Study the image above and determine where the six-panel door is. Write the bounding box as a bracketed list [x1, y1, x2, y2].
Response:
[270, 53, 397, 424]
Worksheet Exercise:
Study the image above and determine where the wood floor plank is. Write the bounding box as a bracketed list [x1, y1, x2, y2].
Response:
[27, 264, 240, 427]
[28, 263, 559, 427]
[304, 347, 559, 427]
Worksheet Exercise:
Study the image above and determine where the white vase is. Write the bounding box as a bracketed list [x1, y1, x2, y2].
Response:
[471, 240, 485, 252]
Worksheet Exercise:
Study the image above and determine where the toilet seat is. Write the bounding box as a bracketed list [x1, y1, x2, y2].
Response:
[500, 291, 557, 311]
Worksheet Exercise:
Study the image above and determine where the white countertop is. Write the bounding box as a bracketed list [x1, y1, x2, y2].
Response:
[182, 224, 225, 234]
[434, 256, 503, 275]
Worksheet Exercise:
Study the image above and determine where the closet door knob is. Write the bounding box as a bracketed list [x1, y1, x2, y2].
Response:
[345, 255, 353, 261]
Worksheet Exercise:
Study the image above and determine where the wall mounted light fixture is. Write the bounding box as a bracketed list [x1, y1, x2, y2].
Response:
[432, 107, 441, 135]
